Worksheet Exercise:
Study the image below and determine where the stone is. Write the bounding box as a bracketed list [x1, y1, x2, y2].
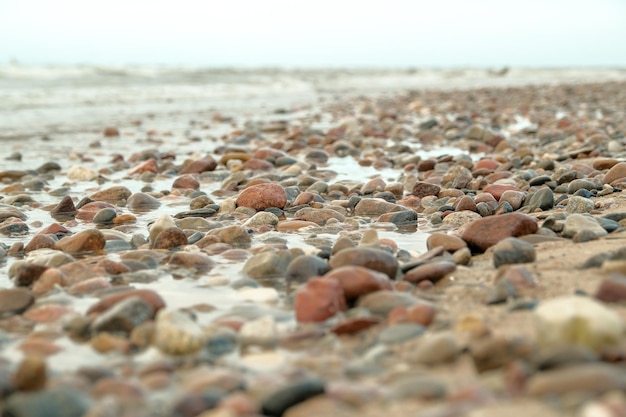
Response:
[454, 195, 477, 212]
[243, 250, 292, 279]
[426, 232, 467, 253]
[244, 211, 279, 228]
[92, 207, 118, 224]
[180, 156, 217, 174]
[91, 296, 154, 335]
[24, 234, 57, 253]
[128, 158, 159, 175]
[127, 192, 161, 212]
[75, 201, 115, 221]
[353, 198, 403, 216]
[236, 183, 287, 210]
[378, 323, 425, 344]
[50, 195, 76, 219]
[151, 227, 188, 250]
[526, 364, 626, 397]
[566, 195, 595, 214]
[0, 205, 27, 222]
[324, 266, 392, 302]
[103, 126, 120, 136]
[239, 315, 278, 349]
[0, 288, 34, 315]
[285, 255, 329, 284]
[377, 210, 418, 226]
[603, 162, 626, 185]
[534, 295, 624, 352]
[499, 190, 525, 210]
[442, 165, 472, 189]
[403, 261, 456, 284]
[86, 288, 165, 317]
[208, 225, 251, 247]
[55, 229, 106, 255]
[154, 309, 206, 355]
[357, 291, 418, 317]
[12, 355, 47, 391]
[293, 207, 345, 225]
[594, 274, 626, 302]
[461, 212, 539, 253]
[261, 379, 326, 417]
[2, 388, 90, 417]
[295, 278, 346, 323]
[562, 214, 607, 239]
[11, 263, 49, 287]
[492, 237, 536, 268]
[67, 165, 98, 181]
[329, 247, 398, 280]
[168, 252, 215, 273]
[484, 185, 518, 201]
[389, 374, 447, 400]
[171, 391, 223, 417]
[525, 187, 554, 211]
[408, 332, 459, 365]
[90, 185, 132, 204]
[172, 174, 200, 190]
[442, 210, 482, 228]
[411, 181, 441, 198]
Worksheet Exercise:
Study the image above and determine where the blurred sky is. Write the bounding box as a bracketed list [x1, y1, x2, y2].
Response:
[1, 0, 625, 67]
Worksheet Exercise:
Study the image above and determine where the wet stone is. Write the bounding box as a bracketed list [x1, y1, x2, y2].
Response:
[2, 388, 90, 417]
[285, 255, 329, 284]
[236, 183, 287, 210]
[92, 207, 118, 224]
[87, 288, 165, 317]
[354, 198, 403, 216]
[526, 364, 626, 397]
[90, 185, 132, 204]
[294, 207, 345, 225]
[378, 323, 425, 344]
[357, 291, 418, 317]
[295, 278, 346, 323]
[492, 237, 536, 268]
[603, 161, 626, 185]
[426, 232, 467, 253]
[50, 195, 76, 219]
[154, 309, 206, 355]
[261, 379, 326, 417]
[151, 227, 188, 250]
[208, 225, 251, 247]
[126, 192, 161, 212]
[0, 288, 34, 315]
[377, 210, 418, 226]
[179, 156, 217, 174]
[462, 212, 538, 253]
[594, 274, 626, 302]
[91, 296, 155, 335]
[403, 260, 456, 284]
[12, 263, 49, 287]
[12, 355, 47, 391]
[324, 265, 392, 302]
[389, 373, 447, 400]
[168, 252, 215, 274]
[329, 247, 398, 279]
[243, 250, 292, 279]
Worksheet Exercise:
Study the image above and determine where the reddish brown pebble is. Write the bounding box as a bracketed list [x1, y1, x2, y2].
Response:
[411, 181, 441, 198]
[324, 265, 392, 301]
[90, 185, 132, 204]
[295, 277, 346, 323]
[236, 183, 287, 211]
[76, 201, 116, 221]
[151, 227, 188, 250]
[403, 261, 456, 284]
[426, 232, 467, 253]
[55, 229, 106, 254]
[23, 304, 74, 323]
[12, 356, 47, 391]
[24, 234, 57, 253]
[603, 162, 626, 185]
[179, 156, 217, 174]
[594, 274, 626, 302]
[50, 195, 76, 218]
[13, 263, 49, 287]
[103, 127, 120, 137]
[484, 184, 519, 200]
[128, 158, 159, 175]
[329, 247, 398, 280]
[461, 212, 538, 253]
[0, 288, 35, 315]
[331, 317, 380, 335]
[86, 289, 166, 318]
[172, 174, 200, 190]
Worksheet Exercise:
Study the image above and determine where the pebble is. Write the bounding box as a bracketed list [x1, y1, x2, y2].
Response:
[329, 247, 398, 280]
[353, 198, 403, 216]
[566, 195, 595, 213]
[151, 226, 188, 250]
[491, 237, 536, 268]
[180, 156, 218, 174]
[243, 250, 292, 279]
[295, 278, 346, 323]
[357, 291, 418, 317]
[602, 161, 626, 185]
[154, 309, 206, 355]
[525, 187, 554, 211]
[378, 323, 425, 344]
[293, 207, 345, 224]
[324, 265, 392, 301]
[411, 181, 441, 198]
[534, 295, 624, 352]
[239, 315, 278, 349]
[12, 355, 47, 391]
[87, 288, 165, 317]
[594, 274, 626, 302]
[0, 288, 35, 315]
[461, 212, 539, 252]
[90, 185, 132, 204]
[389, 373, 447, 400]
[172, 174, 200, 190]
[67, 165, 98, 181]
[261, 379, 325, 417]
[2, 388, 90, 417]
[403, 260, 456, 284]
[236, 183, 287, 210]
[285, 255, 329, 284]
[127, 192, 161, 211]
[426, 232, 467, 252]
[562, 214, 608, 239]
[408, 332, 459, 365]
[50, 195, 77, 219]
[526, 364, 626, 397]
[91, 295, 154, 335]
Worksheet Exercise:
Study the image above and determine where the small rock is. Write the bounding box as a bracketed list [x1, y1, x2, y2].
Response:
[127, 192, 161, 212]
[462, 212, 539, 253]
[90, 186, 132, 204]
[50, 195, 76, 219]
[534, 295, 624, 352]
[378, 323, 425, 344]
[566, 195, 595, 214]
[180, 156, 217, 174]
[0, 288, 34, 315]
[594, 274, 626, 302]
[12, 356, 47, 391]
[525, 187, 554, 211]
[408, 332, 459, 365]
[91, 296, 154, 335]
[2, 388, 90, 417]
[357, 291, 418, 317]
[86, 288, 165, 317]
[562, 214, 607, 239]
[285, 255, 329, 284]
[261, 379, 325, 417]
[293, 207, 345, 225]
[403, 261, 456, 284]
[526, 364, 626, 396]
[151, 227, 188, 250]
[295, 278, 346, 323]
[168, 252, 215, 273]
[426, 232, 467, 253]
[389, 373, 447, 400]
[603, 162, 626, 185]
[324, 266, 392, 302]
[67, 165, 98, 181]
[239, 315, 278, 349]
[329, 247, 398, 280]
[172, 174, 200, 190]
[154, 309, 206, 355]
[243, 250, 292, 279]
[54, 229, 106, 254]
[411, 181, 441, 198]
[492, 237, 536, 268]
[237, 183, 287, 210]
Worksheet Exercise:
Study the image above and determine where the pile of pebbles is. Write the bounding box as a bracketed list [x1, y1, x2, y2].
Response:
[0, 80, 625, 416]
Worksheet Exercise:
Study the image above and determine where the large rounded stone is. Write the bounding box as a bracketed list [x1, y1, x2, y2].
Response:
[295, 278, 346, 323]
[90, 186, 132, 204]
[461, 212, 538, 253]
[55, 229, 106, 255]
[324, 265, 392, 302]
[236, 183, 287, 211]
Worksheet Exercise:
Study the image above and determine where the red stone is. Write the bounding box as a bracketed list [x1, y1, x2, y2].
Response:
[295, 278, 346, 323]
[172, 174, 199, 190]
[331, 317, 380, 335]
[484, 184, 519, 201]
[324, 265, 392, 301]
[76, 201, 116, 221]
[461, 212, 538, 253]
[128, 158, 159, 175]
[236, 183, 287, 211]
[179, 156, 217, 174]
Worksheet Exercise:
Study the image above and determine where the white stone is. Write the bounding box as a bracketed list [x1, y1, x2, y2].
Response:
[67, 165, 98, 181]
[534, 295, 624, 352]
[238, 315, 278, 349]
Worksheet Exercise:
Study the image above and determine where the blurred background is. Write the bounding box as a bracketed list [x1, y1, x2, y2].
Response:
[1, 0, 625, 68]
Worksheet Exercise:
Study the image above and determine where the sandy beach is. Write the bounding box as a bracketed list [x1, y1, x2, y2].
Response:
[0, 66, 625, 416]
